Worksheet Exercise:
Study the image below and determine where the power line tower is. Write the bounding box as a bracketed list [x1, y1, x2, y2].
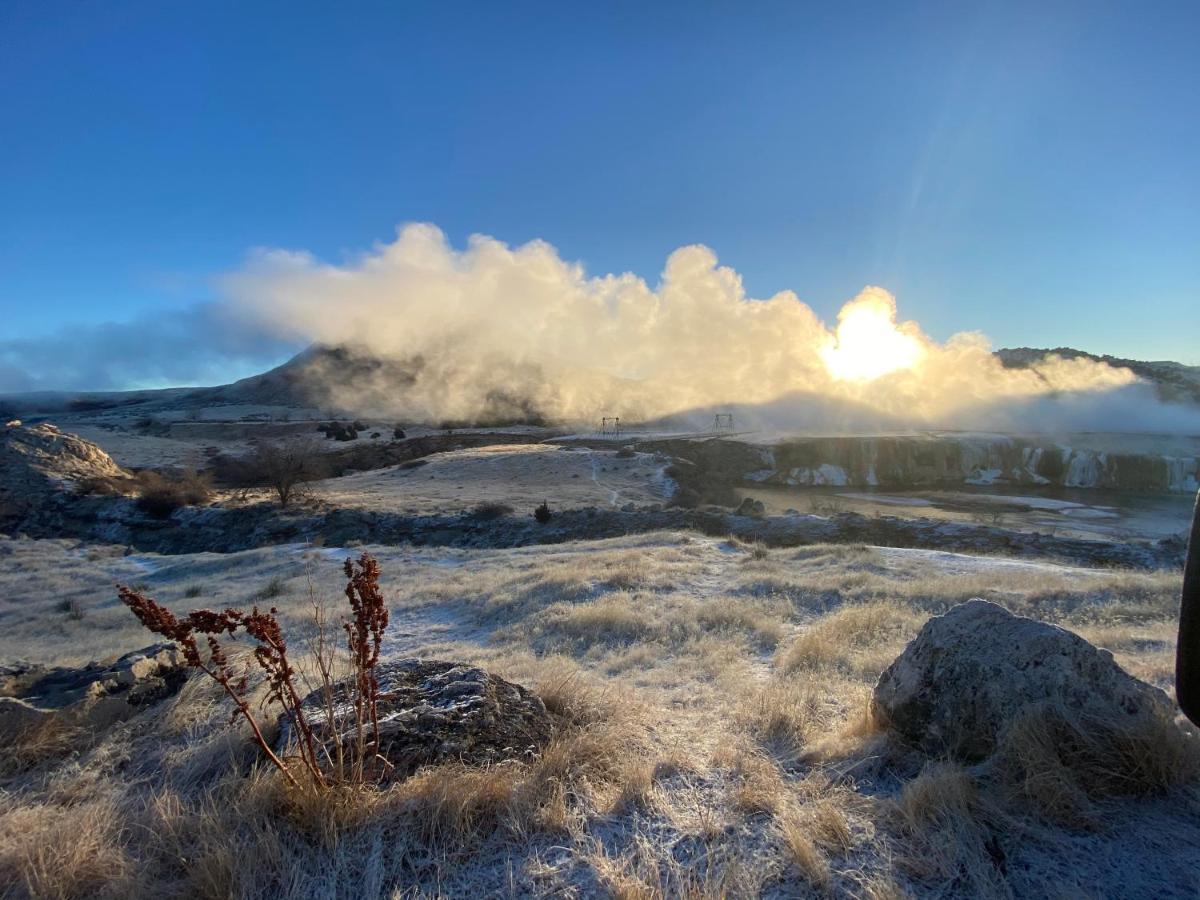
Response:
[713, 413, 734, 433]
[600, 416, 621, 437]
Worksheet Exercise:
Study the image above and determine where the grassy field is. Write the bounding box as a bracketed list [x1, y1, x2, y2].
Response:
[1, 531, 1196, 898]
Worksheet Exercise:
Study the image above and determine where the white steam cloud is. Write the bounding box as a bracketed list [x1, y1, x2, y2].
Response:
[222, 223, 1197, 433]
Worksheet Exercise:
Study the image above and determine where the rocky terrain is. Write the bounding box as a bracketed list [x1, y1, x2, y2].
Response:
[0, 396, 1197, 898]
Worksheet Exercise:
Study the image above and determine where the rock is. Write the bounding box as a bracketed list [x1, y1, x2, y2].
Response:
[0, 643, 187, 730]
[735, 496, 766, 518]
[284, 659, 554, 778]
[0, 422, 133, 523]
[872, 599, 1175, 761]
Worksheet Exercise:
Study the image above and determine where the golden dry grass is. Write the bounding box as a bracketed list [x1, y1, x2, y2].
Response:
[0, 532, 1195, 897]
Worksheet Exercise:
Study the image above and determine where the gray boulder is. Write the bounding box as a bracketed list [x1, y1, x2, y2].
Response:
[0, 643, 187, 731]
[284, 659, 554, 778]
[872, 599, 1176, 761]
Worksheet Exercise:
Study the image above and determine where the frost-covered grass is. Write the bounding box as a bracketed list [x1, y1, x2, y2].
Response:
[0, 531, 1196, 898]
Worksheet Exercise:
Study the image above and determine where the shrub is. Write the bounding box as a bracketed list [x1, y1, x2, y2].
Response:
[473, 502, 514, 521]
[393, 426, 406, 440]
[241, 440, 326, 507]
[318, 422, 359, 442]
[533, 501, 553, 524]
[134, 469, 212, 518]
[117, 552, 391, 788]
[73, 474, 128, 497]
[254, 576, 289, 600]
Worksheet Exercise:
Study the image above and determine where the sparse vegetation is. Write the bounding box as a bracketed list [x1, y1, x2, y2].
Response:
[116, 552, 390, 788]
[0, 533, 1194, 897]
[134, 469, 212, 518]
[236, 439, 326, 507]
[73, 474, 128, 497]
[472, 501, 513, 520]
[56, 597, 85, 620]
[254, 575, 289, 600]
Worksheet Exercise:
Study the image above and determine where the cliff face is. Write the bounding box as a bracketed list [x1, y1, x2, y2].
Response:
[650, 434, 1200, 495]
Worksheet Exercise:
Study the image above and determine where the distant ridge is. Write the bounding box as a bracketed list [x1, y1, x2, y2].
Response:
[4, 344, 1198, 421]
[996, 347, 1200, 406]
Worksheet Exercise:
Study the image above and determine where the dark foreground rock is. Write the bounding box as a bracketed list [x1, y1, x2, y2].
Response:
[0, 643, 186, 731]
[872, 599, 1176, 761]
[283, 659, 554, 778]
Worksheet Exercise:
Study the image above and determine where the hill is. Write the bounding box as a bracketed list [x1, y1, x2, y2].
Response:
[997, 346, 1200, 406]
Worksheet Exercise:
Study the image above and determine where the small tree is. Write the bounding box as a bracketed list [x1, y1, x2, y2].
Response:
[247, 439, 325, 508]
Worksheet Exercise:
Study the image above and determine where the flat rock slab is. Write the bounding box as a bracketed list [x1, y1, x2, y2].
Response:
[872, 599, 1176, 761]
[286, 659, 554, 778]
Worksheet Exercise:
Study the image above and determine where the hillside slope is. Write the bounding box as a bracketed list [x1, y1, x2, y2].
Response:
[998, 347, 1200, 405]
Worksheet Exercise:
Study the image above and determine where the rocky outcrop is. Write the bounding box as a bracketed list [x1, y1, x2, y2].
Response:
[1, 422, 132, 518]
[284, 659, 554, 778]
[872, 600, 1176, 761]
[0, 643, 187, 731]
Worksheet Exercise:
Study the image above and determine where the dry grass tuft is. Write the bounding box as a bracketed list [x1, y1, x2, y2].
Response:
[0, 798, 136, 899]
[777, 809, 831, 888]
[991, 702, 1200, 828]
[739, 678, 830, 762]
[890, 763, 1008, 894]
[721, 748, 786, 817]
[0, 715, 85, 776]
[778, 601, 923, 679]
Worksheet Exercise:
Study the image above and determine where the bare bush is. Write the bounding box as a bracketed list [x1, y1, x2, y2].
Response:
[117, 552, 391, 788]
[472, 501, 513, 520]
[232, 439, 326, 508]
[134, 469, 212, 518]
[73, 474, 128, 497]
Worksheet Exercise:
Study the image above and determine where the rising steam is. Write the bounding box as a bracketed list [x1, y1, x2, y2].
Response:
[219, 223, 1198, 433]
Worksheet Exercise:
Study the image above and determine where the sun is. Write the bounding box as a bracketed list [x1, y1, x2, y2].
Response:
[821, 291, 923, 382]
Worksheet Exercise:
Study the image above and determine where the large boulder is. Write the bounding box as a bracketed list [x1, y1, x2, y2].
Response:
[0, 643, 187, 731]
[285, 659, 554, 778]
[872, 599, 1176, 761]
[1, 422, 131, 517]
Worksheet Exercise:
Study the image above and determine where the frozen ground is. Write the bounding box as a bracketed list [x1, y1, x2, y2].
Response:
[1, 531, 1197, 897]
[316, 443, 671, 515]
[3, 410, 1199, 898]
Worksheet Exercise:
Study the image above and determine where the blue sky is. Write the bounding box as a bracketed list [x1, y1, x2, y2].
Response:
[1, 1, 1197, 390]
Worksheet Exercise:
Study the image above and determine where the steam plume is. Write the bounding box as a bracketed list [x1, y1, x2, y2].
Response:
[223, 224, 1196, 433]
